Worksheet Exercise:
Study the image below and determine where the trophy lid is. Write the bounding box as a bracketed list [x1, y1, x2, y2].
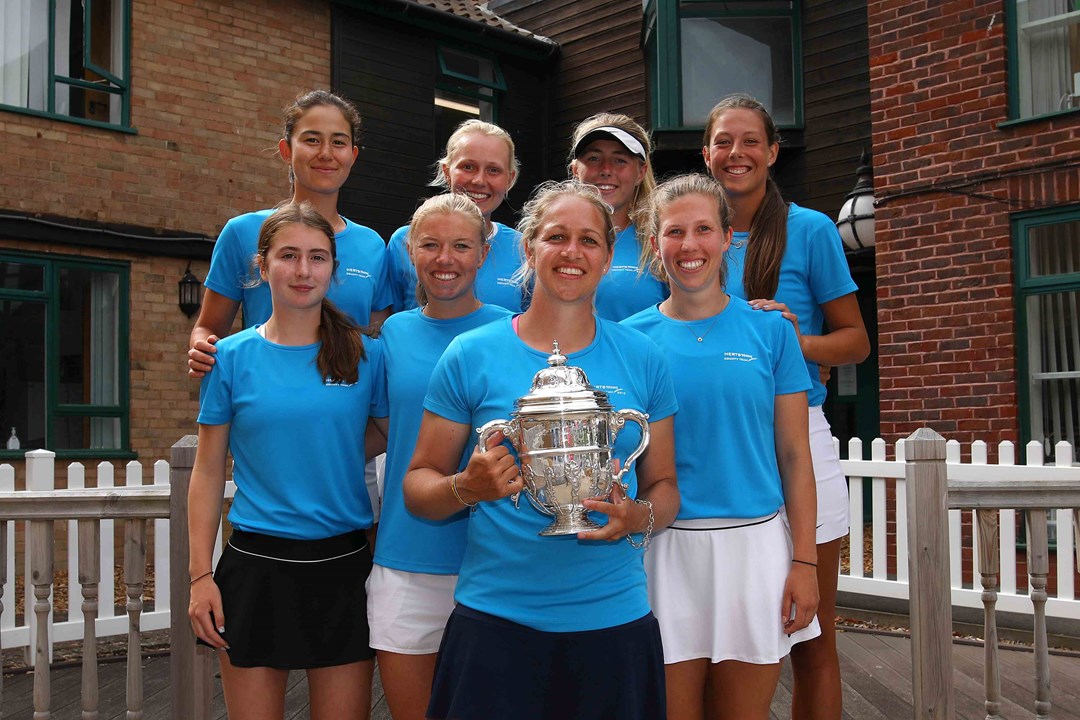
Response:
[514, 341, 614, 416]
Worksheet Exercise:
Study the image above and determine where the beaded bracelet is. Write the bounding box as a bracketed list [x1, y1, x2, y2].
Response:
[450, 472, 477, 508]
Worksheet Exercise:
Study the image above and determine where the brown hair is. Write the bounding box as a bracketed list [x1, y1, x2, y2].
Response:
[256, 202, 366, 383]
[405, 193, 489, 306]
[512, 180, 615, 289]
[567, 113, 656, 234]
[643, 174, 733, 286]
[432, 119, 520, 191]
[282, 90, 362, 189]
[702, 94, 788, 300]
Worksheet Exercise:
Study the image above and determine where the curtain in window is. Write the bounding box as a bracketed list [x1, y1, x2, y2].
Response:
[0, 0, 47, 109]
[89, 272, 119, 448]
[1019, 0, 1076, 116]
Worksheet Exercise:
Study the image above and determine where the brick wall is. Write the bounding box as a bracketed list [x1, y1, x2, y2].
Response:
[867, 0, 1080, 449]
[0, 0, 332, 237]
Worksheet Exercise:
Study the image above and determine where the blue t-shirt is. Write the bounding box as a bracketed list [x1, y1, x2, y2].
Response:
[387, 221, 527, 313]
[725, 203, 858, 407]
[375, 304, 513, 574]
[204, 209, 393, 326]
[197, 328, 388, 539]
[594, 224, 669, 322]
[624, 300, 810, 519]
[424, 317, 678, 631]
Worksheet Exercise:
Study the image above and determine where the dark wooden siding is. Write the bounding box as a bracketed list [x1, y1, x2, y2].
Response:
[331, 4, 552, 238]
[494, 0, 646, 178]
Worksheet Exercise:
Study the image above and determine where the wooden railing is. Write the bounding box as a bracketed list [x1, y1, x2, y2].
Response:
[905, 428, 1080, 720]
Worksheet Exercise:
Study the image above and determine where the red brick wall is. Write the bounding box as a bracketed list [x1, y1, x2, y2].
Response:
[0, 0, 331, 237]
[0, 0, 332, 468]
[868, 0, 1080, 449]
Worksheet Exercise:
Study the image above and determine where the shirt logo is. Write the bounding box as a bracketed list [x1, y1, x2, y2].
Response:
[594, 383, 626, 396]
[324, 379, 357, 387]
[724, 352, 758, 363]
[344, 268, 371, 279]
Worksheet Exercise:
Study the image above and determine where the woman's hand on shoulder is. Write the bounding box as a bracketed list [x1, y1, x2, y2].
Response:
[749, 298, 802, 340]
[187, 334, 219, 379]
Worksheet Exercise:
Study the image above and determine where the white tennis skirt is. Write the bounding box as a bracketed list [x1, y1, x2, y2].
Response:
[646, 512, 820, 665]
[366, 564, 457, 654]
[809, 405, 850, 544]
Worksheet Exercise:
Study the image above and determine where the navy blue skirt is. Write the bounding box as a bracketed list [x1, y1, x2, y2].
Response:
[427, 605, 667, 720]
[208, 528, 374, 669]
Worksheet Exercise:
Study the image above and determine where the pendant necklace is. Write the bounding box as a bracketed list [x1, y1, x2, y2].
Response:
[666, 302, 725, 343]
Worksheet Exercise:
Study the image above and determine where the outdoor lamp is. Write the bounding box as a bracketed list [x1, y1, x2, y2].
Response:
[836, 150, 876, 251]
[178, 263, 202, 318]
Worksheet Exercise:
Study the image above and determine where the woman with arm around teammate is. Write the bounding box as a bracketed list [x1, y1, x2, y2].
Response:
[403, 180, 680, 720]
[624, 174, 819, 720]
[369, 194, 511, 719]
[568, 112, 668, 320]
[187, 202, 388, 719]
[703, 94, 871, 720]
[386, 119, 525, 312]
[188, 89, 393, 378]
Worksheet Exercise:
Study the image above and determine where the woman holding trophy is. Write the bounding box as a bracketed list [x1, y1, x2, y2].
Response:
[404, 180, 679, 720]
[623, 174, 819, 720]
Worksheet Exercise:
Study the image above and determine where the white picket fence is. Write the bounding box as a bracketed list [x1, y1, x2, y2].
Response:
[1, 437, 1078, 664]
[838, 437, 1080, 620]
[0, 451, 235, 662]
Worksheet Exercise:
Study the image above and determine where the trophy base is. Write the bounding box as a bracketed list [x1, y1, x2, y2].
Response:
[538, 508, 601, 536]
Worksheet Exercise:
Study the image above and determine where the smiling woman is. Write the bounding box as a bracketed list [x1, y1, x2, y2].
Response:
[187, 89, 393, 380]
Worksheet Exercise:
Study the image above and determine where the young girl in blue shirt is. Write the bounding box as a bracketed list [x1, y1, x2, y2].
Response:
[624, 173, 819, 720]
[703, 94, 871, 720]
[370, 193, 511, 720]
[188, 202, 388, 719]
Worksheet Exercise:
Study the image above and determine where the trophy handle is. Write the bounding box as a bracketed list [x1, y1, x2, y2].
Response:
[611, 409, 651, 485]
[476, 420, 525, 508]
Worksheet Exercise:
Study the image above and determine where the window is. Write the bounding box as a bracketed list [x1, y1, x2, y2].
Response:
[434, 45, 505, 155]
[1008, 0, 1080, 120]
[0, 252, 130, 457]
[0, 0, 131, 129]
[1015, 207, 1080, 461]
[645, 0, 802, 131]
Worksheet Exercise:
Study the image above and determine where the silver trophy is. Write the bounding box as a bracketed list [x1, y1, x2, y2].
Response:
[477, 341, 650, 536]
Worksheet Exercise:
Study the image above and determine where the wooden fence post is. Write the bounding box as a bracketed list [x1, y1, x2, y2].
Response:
[169, 435, 212, 720]
[904, 427, 955, 720]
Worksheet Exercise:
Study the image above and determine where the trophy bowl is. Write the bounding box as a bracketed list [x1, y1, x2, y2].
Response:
[477, 342, 650, 536]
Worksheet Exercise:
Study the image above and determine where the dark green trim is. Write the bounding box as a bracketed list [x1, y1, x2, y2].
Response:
[0, 449, 139, 461]
[437, 44, 508, 91]
[0, 104, 137, 133]
[645, 0, 803, 131]
[1013, 203, 1080, 453]
[998, 107, 1080, 129]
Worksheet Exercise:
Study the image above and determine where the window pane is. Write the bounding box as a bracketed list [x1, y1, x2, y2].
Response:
[55, 416, 121, 450]
[434, 89, 495, 157]
[680, 16, 795, 126]
[441, 48, 498, 86]
[0, 1, 49, 110]
[1028, 217, 1080, 277]
[1026, 289, 1080, 459]
[58, 267, 120, 406]
[1015, 0, 1080, 118]
[0, 300, 46, 450]
[0, 260, 45, 291]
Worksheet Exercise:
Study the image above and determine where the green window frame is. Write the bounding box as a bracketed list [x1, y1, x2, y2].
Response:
[1014, 205, 1080, 459]
[1004, 0, 1080, 124]
[0, 0, 133, 132]
[0, 251, 131, 460]
[644, 0, 803, 132]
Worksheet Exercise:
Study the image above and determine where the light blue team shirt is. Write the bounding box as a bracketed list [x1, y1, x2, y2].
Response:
[204, 209, 393, 327]
[387, 221, 526, 313]
[374, 304, 513, 574]
[623, 300, 810, 520]
[198, 328, 388, 540]
[424, 317, 678, 631]
[725, 204, 858, 407]
[593, 224, 669, 322]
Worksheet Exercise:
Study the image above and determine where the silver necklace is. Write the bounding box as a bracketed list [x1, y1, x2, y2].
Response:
[666, 303, 724, 343]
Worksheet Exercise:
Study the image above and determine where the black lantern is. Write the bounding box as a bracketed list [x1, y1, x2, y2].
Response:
[178, 263, 202, 318]
[836, 150, 876, 251]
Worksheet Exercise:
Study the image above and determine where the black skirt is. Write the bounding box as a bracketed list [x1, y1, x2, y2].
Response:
[208, 528, 374, 669]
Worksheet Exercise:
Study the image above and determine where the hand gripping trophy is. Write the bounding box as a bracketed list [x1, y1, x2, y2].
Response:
[477, 341, 650, 536]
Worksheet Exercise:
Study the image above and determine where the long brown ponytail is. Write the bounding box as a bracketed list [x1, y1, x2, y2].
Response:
[703, 94, 789, 299]
[255, 202, 366, 384]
